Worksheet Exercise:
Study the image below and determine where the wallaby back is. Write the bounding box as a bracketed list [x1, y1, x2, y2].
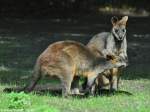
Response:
[24, 40, 124, 96]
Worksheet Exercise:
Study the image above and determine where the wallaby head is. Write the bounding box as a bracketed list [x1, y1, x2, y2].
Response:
[111, 16, 128, 41]
[106, 54, 126, 68]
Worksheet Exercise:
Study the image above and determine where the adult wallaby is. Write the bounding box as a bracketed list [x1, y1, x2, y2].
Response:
[85, 16, 128, 93]
[22, 40, 126, 97]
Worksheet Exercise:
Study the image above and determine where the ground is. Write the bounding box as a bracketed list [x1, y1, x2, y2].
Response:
[0, 15, 150, 112]
[0, 79, 150, 112]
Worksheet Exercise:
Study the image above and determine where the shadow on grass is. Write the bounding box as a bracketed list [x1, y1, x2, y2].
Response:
[97, 89, 133, 96]
[3, 85, 133, 98]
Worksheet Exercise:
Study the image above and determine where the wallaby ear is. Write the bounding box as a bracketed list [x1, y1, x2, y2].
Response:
[119, 16, 128, 25]
[106, 55, 115, 60]
[111, 16, 118, 26]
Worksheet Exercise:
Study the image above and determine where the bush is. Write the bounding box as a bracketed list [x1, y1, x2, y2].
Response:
[8, 92, 31, 109]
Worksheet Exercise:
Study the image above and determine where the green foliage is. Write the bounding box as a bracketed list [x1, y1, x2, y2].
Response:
[7, 92, 31, 109]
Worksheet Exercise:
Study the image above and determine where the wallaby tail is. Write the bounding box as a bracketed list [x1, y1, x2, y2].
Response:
[3, 60, 41, 93]
[23, 59, 42, 93]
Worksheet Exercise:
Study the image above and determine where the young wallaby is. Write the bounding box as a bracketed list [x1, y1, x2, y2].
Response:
[85, 16, 128, 93]
[23, 40, 126, 97]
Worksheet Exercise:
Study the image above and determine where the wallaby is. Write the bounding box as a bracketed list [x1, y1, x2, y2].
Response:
[82, 16, 128, 93]
[22, 40, 126, 97]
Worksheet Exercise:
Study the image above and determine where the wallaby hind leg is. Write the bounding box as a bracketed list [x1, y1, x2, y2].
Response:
[71, 76, 80, 94]
[85, 73, 98, 95]
[110, 68, 119, 92]
[61, 74, 74, 97]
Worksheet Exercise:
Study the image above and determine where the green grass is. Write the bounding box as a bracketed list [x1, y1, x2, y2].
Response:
[0, 72, 150, 112]
[0, 35, 150, 112]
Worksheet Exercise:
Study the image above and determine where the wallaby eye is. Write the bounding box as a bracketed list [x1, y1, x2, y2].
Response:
[115, 29, 119, 33]
[122, 29, 126, 32]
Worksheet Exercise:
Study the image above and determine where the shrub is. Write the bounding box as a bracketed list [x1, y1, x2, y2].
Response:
[8, 92, 31, 109]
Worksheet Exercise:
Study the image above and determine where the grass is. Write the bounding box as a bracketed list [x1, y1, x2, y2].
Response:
[0, 33, 150, 112]
[0, 61, 150, 112]
[0, 79, 150, 112]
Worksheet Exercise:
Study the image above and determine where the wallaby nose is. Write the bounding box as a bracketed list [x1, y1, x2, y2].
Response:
[119, 36, 123, 40]
[122, 60, 129, 68]
[119, 64, 126, 69]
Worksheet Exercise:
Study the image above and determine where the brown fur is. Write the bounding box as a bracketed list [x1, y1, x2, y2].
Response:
[23, 40, 124, 97]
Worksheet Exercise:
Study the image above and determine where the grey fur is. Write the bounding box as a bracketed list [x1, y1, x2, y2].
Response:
[85, 16, 128, 92]
[87, 32, 128, 64]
